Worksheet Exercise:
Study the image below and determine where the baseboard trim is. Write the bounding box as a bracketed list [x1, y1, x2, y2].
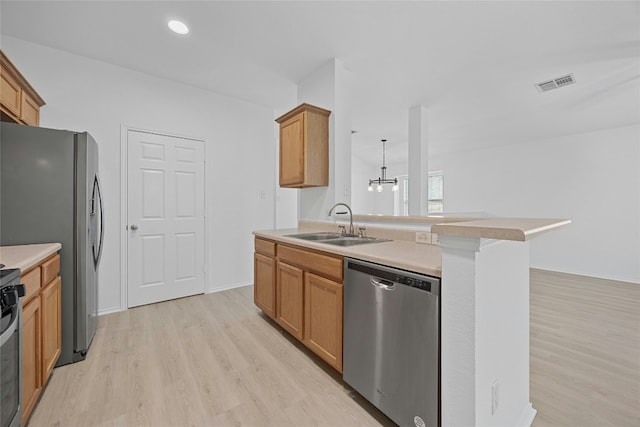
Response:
[98, 283, 252, 315]
[206, 281, 252, 294]
[98, 306, 126, 316]
[516, 402, 537, 427]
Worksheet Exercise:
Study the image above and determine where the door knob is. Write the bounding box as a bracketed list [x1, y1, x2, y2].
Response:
[130, 224, 139, 231]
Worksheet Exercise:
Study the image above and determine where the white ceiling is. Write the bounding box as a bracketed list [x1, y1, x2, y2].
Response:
[2, 1, 639, 167]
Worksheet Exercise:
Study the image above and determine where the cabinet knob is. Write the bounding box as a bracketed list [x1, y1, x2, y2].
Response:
[130, 224, 139, 231]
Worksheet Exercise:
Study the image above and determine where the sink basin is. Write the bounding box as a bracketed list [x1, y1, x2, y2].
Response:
[320, 237, 391, 247]
[285, 232, 343, 241]
[286, 232, 390, 247]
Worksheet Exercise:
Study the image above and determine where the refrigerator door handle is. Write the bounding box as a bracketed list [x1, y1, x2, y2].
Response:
[92, 175, 104, 268]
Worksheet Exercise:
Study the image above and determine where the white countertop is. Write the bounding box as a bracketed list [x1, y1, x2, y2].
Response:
[431, 218, 571, 241]
[0, 243, 62, 273]
[254, 229, 442, 278]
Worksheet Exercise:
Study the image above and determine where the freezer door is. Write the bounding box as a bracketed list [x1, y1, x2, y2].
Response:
[0, 122, 78, 366]
[74, 132, 100, 359]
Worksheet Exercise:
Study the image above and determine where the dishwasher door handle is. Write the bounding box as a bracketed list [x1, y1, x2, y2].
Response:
[370, 277, 396, 291]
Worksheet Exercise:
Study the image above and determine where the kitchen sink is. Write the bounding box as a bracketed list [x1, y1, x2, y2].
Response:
[285, 232, 390, 246]
[320, 237, 391, 246]
[285, 232, 343, 240]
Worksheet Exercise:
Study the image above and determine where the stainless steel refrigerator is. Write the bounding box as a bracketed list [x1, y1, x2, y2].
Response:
[0, 122, 103, 366]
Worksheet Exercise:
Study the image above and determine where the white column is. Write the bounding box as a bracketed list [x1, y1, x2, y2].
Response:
[408, 105, 428, 216]
[439, 236, 537, 427]
[297, 58, 353, 221]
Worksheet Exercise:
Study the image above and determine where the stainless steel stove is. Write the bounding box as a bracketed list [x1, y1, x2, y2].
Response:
[1, 265, 25, 427]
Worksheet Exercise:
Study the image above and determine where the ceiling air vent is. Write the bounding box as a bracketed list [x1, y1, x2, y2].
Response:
[536, 73, 576, 92]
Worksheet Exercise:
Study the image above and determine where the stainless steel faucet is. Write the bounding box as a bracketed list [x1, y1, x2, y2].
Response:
[328, 203, 354, 236]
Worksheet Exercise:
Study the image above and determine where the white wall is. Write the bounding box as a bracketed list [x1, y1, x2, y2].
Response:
[3, 37, 283, 312]
[297, 58, 353, 222]
[431, 124, 640, 283]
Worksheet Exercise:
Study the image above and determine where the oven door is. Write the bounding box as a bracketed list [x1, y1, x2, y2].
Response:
[0, 300, 21, 427]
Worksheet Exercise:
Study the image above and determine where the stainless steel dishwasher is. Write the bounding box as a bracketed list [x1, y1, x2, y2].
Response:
[343, 258, 440, 427]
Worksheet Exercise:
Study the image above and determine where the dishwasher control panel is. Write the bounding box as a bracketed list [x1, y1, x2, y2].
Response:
[346, 260, 438, 293]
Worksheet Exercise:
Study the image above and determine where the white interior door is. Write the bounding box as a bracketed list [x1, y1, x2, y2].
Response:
[127, 130, 205, 308]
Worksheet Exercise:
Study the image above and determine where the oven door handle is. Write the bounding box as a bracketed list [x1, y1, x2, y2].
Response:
[0, 303, 19, 346]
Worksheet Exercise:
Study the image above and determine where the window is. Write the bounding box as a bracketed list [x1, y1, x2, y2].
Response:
[393, 175, 409, 216]
[428, 171, 444, 214]
[402, 176, 409, 216]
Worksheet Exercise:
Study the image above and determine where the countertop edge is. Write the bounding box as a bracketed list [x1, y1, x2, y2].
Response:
[431, 218, 571, 241]
[0, 243, 62, 273]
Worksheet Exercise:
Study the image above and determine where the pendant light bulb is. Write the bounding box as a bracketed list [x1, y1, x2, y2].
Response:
[168, 20, 189, 35]
[368, 139, 397, 194]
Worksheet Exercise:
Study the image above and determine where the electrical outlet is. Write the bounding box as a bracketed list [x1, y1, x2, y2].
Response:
[415, 232, 431, 244]
[491, 380, 499, 415]
[431, 233, 439, 245]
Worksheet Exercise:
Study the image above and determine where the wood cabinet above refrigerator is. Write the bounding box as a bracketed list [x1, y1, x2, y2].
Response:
[275, 103, 331, 188]
[1, 50, 45, 126]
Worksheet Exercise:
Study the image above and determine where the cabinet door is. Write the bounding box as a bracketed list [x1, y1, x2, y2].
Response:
[254, 253, 276, 319]
[0, 64, 21, 119]
[22, 297, 42, 425]
[21, 91, 40, 126]
[279, 112, 305, 186]
[277, 262, 304, 340]
[304, 272, 343, 372]
[41, 276, 62, 384]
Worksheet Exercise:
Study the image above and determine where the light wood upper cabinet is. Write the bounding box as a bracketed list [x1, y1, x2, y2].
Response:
[275, 103, 331, 188]
[0, 50, 45, 126]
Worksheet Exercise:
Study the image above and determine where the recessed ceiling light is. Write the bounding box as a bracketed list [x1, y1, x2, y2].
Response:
[168, 20, 189, 35]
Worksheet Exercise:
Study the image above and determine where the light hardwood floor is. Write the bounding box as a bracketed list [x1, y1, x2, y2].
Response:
[28, 270, 639, 426]
[529, 269, 639, 427]
[28, 285, 395, 427]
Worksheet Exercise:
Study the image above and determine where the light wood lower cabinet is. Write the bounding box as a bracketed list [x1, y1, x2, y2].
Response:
[254, 238, 277, 320]
[254, 253, 276, 319]
[304, 272, 343, 372]
[253, 237, 344, 372]
[20, 252, 61, 425]
[276, 262, 304, 340]
[41, 276, 62, 383]
[22, 296, 41, 425]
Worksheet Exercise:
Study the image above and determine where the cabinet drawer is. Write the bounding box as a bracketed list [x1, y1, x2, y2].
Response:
[41, 254, 60, 285]
[278, 244, 343, 282]
[255, 238, 276, 257]
[22, 267, 42, 304]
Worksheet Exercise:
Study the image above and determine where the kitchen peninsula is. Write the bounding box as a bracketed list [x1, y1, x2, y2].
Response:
[254, 216, 569, 427]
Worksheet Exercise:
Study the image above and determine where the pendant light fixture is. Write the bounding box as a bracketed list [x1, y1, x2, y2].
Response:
[368, 139, 398, 192]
